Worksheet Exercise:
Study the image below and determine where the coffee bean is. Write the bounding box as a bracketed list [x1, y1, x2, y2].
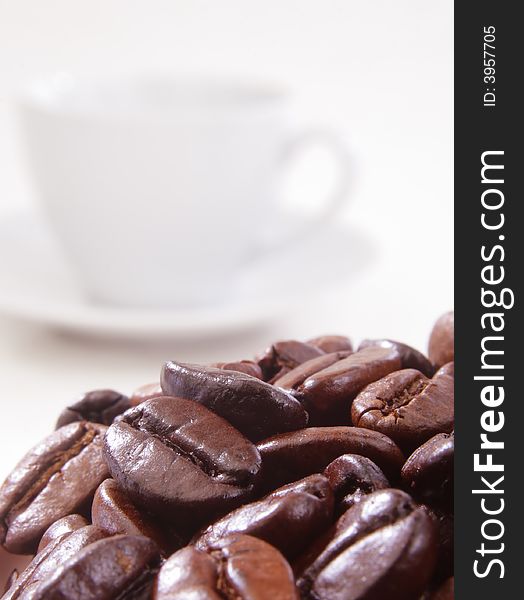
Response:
[358, 339, 435, 377]
[37, 514, 89, 553]
[430, 576, 454, 600]
[323, 454, 389, 513]
[104, 396, 261, 525]
[3, 525, 107, 600]
[257, 340, 324, 382]
[211, 360, 263, 380]
[55, 390, 130, 428]
[257, 427, 404, 492]
[297, 489, 438, 600]
[293, 346, 402, 425]
[195, 475, 334, 559]
[272, 351, 352, 392]
[160, 362, 308, 441]
[351, 364, 454, 453]
[424, 505, 454, 582]
[0, 422, 109, 554]
[92, 478, 181, 556]
[428, 311, 454, 369]
[156, 534, 298, 600]
[3, 570, 18, 594]
[129, 382, 163, 407]
[29, 534, 160, 600]
[307, 335, 353, 354]
[402, 432, 454, 508]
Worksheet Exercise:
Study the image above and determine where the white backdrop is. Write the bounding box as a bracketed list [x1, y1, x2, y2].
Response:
[0, 0, 453, 482]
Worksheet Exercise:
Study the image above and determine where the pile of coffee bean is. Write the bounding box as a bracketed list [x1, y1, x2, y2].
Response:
[0, 311, 454, 600]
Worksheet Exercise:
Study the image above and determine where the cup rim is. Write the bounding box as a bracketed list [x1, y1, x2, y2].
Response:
[15, 72, 290, 120]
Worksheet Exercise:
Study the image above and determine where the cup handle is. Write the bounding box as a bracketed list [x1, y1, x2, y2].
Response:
[268, 128, 352, 250]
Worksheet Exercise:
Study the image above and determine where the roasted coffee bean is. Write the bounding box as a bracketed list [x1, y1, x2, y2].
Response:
[28, 534, 160, 600]
[3, 525, 107, 600]
[257, 427, 404, 492]
[430, 576, 454, 600]
[428, 311, 454, 369]
[323, 454, 389, 513]
[257, 340, 324, 382]
[4, 570, 18, 594]
[211, 360, 263, 380]
[402, 433, 454, 508]
[425, 506, 454, 582]
[351, 364, 454, 453]
[307, 335, 353, 354]
[104, 396, 261, 525]
[195, 475, 334, 559]
[358, 339, 434, 377]
[129, 382, 163, 407]
[0, 422, 109, 554]
[92, 478, 178, 556]
[156, 534, 298, 600]
[297, 489, 438, 600]
[37, 514, 89, 553]
[55, 389, 130, 428]
[272, 351, 352, 392]
[161, 362, 308, 441]
[293, 346, 402, 425]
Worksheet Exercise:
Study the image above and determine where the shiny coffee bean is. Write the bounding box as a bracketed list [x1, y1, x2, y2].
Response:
[323, 454, 389, 513]
[351, 364, 454, 452]
[430, 576, 454, 600]
[195, 475, 334, 559]
[3, 525, 108, 600]
[297, 489, 438, 600]
[272, 351, 352, 392]
[55, 389, 130, 428]
[307, 335, 353, 354]
[29, 534, 160, 600]
[92, 478, 179, 556]
[129, 382, 163, 407]
[3, 569, 18, 594]
[0, 422, 109, 554]
[425, 505, 454, 582]
[428, 311, 454, 369]
[37, 514, 89, 553]
[294, 346, 402, 425]
[257, 427, 404, 492]
[211, 360, 264, 380]
[402, 432, 454, 508]
[160, 362, 308, 441]
[104, 396, 261, 525]
[156, 534, 298, 600]
[257, 340, 324, 382]
[358, 339, 435, 377]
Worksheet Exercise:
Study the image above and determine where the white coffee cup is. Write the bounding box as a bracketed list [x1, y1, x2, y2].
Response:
[17, 74, 350, 308]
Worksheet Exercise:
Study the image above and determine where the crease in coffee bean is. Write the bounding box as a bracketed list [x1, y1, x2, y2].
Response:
[4, 427, 97, 527]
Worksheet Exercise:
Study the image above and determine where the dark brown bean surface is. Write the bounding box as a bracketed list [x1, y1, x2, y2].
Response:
[55, 389, 130, 428]
[28, 534, 160, 600]
[256, 427, 404, 492]
[430, 576, 454, 600]
[37, 514, 89, 553]
[402, 433, 454, 508]
[3, 525, 108, 600]
[211, 360, 264, 380]
[357, 339, 435, 377]
[351, 364, 454, 452]
[428, 311, 454, 369]
[156, 534, 298, 600]
[104, 396, 261, 524]
[273, 351, 352, 392]
[307, 335, 353, 354]
[0, 422, 109, 554]
[92, 478, 178, 556]
[160, 362, 308, 441]
[257, 340, 325, 382]
[195, 475, 334, 559]
[297, 489, 438, 600]
[129, 382, 164, 407]
[323, 454, 389, 513]
[294, 346, 402, 425]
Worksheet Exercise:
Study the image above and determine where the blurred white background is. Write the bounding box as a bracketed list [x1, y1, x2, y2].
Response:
[0, 0, 452, 484]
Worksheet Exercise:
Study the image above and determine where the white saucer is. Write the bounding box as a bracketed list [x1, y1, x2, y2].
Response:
[0, 212, 376, 338]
